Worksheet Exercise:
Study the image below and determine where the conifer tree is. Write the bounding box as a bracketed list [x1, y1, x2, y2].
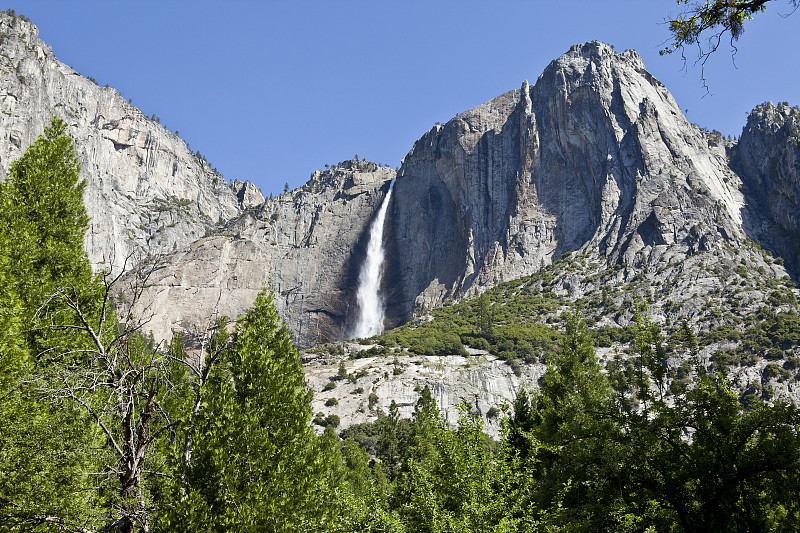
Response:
[166, 291, 326, 532]
[0, 116, 90, 310]
[0, 116, 100, 531]
[0, 233, 26, 387]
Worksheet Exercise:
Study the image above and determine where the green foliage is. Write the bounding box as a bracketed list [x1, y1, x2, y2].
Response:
[4, 113, 800, 532]
[408, 329, 467, 356]
[0, 116, 91, 310]
[377, 272, 563, 365]
[0, 116, 112, 530]
[323, 436, 404, 532]
[663, 0, 772, 55]
[500, 310, 800, 531]
[395, 408, 510, 532]
[708, 309, 800, 370]
[0, 234, 26, 387]
[165, 290, 326, 532]
[3, 8, 31, 22]
[0, 116, 97, 364]
[0, 385, 98, 531]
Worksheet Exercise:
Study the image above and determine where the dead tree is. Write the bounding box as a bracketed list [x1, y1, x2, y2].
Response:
[31, 257, 200, 533]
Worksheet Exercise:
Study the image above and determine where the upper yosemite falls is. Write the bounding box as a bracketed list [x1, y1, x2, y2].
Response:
[2, 14, 800, 420]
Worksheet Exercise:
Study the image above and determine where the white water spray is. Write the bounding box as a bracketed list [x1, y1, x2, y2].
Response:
[352, 179, 395, 338]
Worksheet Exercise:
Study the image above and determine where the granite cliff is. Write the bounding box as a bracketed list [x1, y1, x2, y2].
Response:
[734, 102, 800, 276]
[128, 161, 395, 347]
[0, 13, 250, 273]
[123, 42, 798, 351]
[386, 42, 749, 321]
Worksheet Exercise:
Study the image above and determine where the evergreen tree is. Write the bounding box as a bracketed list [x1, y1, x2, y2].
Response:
[0, 232, 26, 388]
[0, 115, 92, 371]
[614, 316, 800, 531]
[166, 291, 326, 532]
[0, 116, 90, 311]
[0, 116, 103, 531]
[519, 312, 624, 530]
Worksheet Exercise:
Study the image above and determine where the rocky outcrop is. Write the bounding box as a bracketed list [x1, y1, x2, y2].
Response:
[231, 179, 265, 209]
[125, 162, 396, 347]
[6, 13, 793, 354]
[386, 42, 748, 323]
[734, 102, 800, 275]
[6, 17, 800, 431]
[0, 13, 250, 272]
[303, 348, 545, 438]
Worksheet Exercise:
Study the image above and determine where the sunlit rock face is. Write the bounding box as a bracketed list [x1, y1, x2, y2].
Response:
[0, 13, 246, 273]
[303, 349, 546, 439]
[386, 41, 749, 324]
[124, 162, 396, 348]
[101, 41, 798, 348]
[6, 13, 800, 355]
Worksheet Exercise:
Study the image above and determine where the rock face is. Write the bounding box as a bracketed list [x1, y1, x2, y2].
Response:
[386, 41, 749, 323]
[6, 16, 800, 431]
[6, 14, 800, 356]
[122, 41, 799, 347]
[126, 162, 396, 347]
[0, 13, 250, 273]
[303, 349, 545, 438]
[734, 102, 800, 276]
[231, 180, 265, 209]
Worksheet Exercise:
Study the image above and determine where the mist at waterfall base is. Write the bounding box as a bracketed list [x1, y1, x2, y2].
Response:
[352, 179, 395, 339]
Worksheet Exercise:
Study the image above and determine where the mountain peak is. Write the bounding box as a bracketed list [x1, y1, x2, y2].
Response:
[552, 40, 644, 68]
[566, 40, 617, 58]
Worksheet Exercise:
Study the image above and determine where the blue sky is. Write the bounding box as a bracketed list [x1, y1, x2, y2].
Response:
[14, 1, 800, 197]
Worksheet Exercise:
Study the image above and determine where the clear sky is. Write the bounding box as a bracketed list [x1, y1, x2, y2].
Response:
[14, 1, 800, 197]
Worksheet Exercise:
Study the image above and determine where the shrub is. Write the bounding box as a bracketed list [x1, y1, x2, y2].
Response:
[763, 363, 782, 382]
[368, 393, 379, 411]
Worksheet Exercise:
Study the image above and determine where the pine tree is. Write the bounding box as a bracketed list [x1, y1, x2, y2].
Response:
[0, 231, 26, 388]
[0, 115, 95, 363]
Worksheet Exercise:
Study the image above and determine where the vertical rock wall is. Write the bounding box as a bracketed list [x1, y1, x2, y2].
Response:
[0, 13, 244, 273]
[387, 42, 746, 321]
[125, 162, 396, 347]
[734, 102, 800, 276]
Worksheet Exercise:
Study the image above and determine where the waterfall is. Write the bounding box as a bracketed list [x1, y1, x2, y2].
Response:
[352, 179, 395, 338]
